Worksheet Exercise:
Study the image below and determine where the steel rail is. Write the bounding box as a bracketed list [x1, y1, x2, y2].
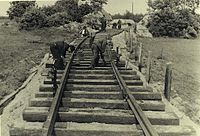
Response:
[42, 37, 88, 136]
[107, 48, 159, 136]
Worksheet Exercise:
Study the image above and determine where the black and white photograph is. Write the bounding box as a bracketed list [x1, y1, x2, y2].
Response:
[0, 0, 200, 135]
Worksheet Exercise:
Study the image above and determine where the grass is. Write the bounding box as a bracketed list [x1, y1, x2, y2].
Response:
[139, 36, 200, 125]
[0, 19, 77, 100]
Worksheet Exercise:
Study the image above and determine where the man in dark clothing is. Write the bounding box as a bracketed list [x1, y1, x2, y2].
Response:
[112, 23, 117, 29]
[80, 26, 89, 37]
[89, 35, 107, 69]
[49, 41, 75, 70]
[100, 15, 107, 32]
[117, 20, 122, 29]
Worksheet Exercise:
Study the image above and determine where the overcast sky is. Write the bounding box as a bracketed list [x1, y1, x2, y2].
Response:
[0, 0, 199, 16]
[0, 0, 148, 16]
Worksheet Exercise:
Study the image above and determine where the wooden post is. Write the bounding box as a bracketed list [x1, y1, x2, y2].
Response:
[164, 62, 172, 101]
[116, 47, 119, 65]
[161, 48, 163, 59]
[134, 43, 138, 61]
[124, 30, 127, 42]
[116, 47, 119, 54]
[51, 67, 57, 96]
[138, 43, 143, 72]
[130, 34, 133, 54]
[146, 51, 152, 83]
[125, 30, 131, 69]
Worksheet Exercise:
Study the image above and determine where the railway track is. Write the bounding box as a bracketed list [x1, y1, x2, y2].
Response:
[10, 33, 196, 136]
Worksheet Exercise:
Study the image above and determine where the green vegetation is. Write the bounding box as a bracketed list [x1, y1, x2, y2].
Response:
[112, 11, 144, 23]
[7, 0, 108, 30]
[19, 8, 47, 30]
[139, 36, 200, 124]
[0, 18, 78, 100]
[7, 1, 36, 21]
[147, 0, 200, 38]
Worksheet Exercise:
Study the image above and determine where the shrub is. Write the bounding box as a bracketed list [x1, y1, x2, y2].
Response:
[112, 11, 144, 23]
[77, 3, 93, 22]
[147, 0, 200, 37]
[19, 7, 47, 30]
[7, 1, 36, 20]
[47, 12, 72, 27]
[40, 5, 57, 16]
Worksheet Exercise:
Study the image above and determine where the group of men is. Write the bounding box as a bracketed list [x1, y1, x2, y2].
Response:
[50, 28, 108, 70]
[112, 20, 122, 29]
[50, 14, 123, 70]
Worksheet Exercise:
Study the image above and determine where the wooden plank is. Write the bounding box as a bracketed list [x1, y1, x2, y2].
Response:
[35, 91, 162, 100]
[29, 98, 165, 111]
[164, 62, 172, 101]
[10, 123, 196, 136]
[23, 110, 179, 125]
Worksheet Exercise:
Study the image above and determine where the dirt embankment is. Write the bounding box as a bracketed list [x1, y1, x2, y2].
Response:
[0, 20, 77, 101]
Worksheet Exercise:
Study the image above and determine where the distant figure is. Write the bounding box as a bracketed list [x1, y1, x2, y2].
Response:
[134, 23, 137, 33]
[89, 34, 107, 69]
[112, 23, 117, 29]
[49, 40, 75, 70]
[107, 34, 113, 49]
[100, 15, 107, 32]
[117, 20, 122, 29]
[80, 26, 89, 37]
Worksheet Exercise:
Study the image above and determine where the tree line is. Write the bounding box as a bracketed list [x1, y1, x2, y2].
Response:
[112, 11, 144, 23]
[7, 0, 200, 38]
[7, 0, 107, 30]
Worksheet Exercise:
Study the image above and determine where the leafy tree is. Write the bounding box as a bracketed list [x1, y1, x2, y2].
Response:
[19, 7, 47, 30]
[39, 5, 57, 16]
[7, 1, 36, 20]
[54, 0, 79, 21]
[52, 0, 101, 22]
[148, 0, 199, 12]
[112, 11, 144, 23]
[147, 0, 200, 37]
[8, 0, 108, 29]
[77, 2, 93, 22]
[47, 12, 72, 27]
[90, 0, 108, 12]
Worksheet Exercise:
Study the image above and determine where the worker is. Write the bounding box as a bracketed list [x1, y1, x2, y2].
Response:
[117, 20, 122, 29]
[89, 34, 107, 69]
[112, 23, 117, 29]
[49, 40, 75, 70]
[100, 15, 107, 32]
[107, 34, 113, 49]
[80, 26, 89, 37]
